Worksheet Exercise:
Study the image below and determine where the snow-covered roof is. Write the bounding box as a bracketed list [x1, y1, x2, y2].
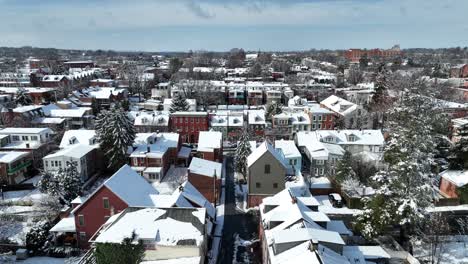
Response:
[178, 146, 191, 159]
[59, 130, 97, 148]
[11, 105, 43, 113]
[0, 151, 29, 164]
[88, 165, 160, 208]
[275, 140, 301, 159]
[49, 108, 91, 118]
[210, 114, 244, 127]
[188, 157, 222, 178]
[247, 110, 266, 125]
[326, 221, 353, 236]
[44, 144, 95, 159]
[50, 215, 76, 233]
[272, 228, 344, 245]
[94, 207, 205, 246]
[270, 241, 320, 264]
[0, 127, 53, 135]
[130, 133, 179, 158]
[343, 246, 390, 262]
[320, 95, 357, 116]
[316, 130, 385, 146]
[247, 141, 287, 168]
[198, 131, 222, 152]
[170, 111, 207, 116]
[31, 117, 66, 125]
[132, 111, 169, 126]
[440, 170, 468, 187]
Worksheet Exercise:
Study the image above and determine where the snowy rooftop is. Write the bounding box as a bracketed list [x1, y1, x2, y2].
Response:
[59, 130, 97, 148]
[44, 144, 95, 159]
[94, 207, 205, 246]
[275, 140, 301, 159]
[0, 151, 29, 164]
[320, 95, 357, 116]
[50, 215, 76, 233]
[343, 246, 390, 262]
[188, 157, 222, 178]
[49, 107, 91, 118]
[316, 130, 385, 146]
[247, 141, 287, 168]
[0, 127, 53, 135]
[247, 109, 266, 125]
[198, 131, 222, 152]
[439, 170, 468, 187]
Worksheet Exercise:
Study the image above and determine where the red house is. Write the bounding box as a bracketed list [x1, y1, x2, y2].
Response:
[197, 131, 223, 163]
[450, 64, 468, 78]
[188, 157, 222, 204]
[70, 165, 159, 248]
[170, 112, 209, 144]
[439, 170, 468, 199]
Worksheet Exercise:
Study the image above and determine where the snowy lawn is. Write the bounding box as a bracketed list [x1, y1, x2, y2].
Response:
[413, 239, 468, 264]
[0, 255, 80, 264]
[235, 183, 248, 212]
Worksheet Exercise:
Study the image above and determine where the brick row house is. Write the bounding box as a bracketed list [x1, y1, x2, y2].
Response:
[188, 157, 222, 204]
[130, 133, 181, 182]
[197, 131, 223, 163]
[0, 127, 54, 170]
[169, 112, 209, 144]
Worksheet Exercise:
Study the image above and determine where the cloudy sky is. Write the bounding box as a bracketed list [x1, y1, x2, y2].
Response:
[1, 0, 467, 51]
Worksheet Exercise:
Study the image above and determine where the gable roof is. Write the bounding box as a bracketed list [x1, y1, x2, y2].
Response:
[59, 130, 97, 148]
[73, 165, 159, 214]
[247, 141, 287, 168]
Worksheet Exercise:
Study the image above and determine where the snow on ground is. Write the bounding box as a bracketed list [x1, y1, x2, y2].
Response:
[235, 183, 247, 212]
[1, 188, 45, 203]
[0, 255, 79, 264]
[232, 233, 252, 264]
[141, 256, 200, 264]
[413, 239, 468, 264]
[0, 220, 32, 244]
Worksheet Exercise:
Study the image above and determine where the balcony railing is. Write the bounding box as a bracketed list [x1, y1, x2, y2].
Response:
[8, 160, 32, 175]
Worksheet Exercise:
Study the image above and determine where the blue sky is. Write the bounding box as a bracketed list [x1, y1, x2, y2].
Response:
[0, 0, 467, 51]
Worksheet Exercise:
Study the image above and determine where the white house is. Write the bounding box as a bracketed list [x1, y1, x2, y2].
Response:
[43, 144, 97, 182]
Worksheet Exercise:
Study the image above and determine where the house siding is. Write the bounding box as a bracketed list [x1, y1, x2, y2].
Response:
[74, 186, 128, 248]
[188, 172, 221, 204]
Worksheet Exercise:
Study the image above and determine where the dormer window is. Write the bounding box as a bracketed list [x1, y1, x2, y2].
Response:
[348, 135, 356, 142]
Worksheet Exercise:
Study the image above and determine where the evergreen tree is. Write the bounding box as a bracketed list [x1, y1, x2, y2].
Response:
[169, 95, 189, 113]
[26, 221, 52, 255]
[334, 151, 356, 183]
[96, 104, 136, 171]
[91, 97, 100, 116]
[449, 123, 468, 170]
[235, 129, 252, 180]
[15, 88, 33, 106]
[357, 92, 440, 241]
[58, 161, 82, 204]
[265, 101, 283, 121]
[94, 231, 145, 264]
[37, 170, 57, 194]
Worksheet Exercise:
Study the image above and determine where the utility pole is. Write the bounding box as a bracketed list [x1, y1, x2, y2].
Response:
[213, 168, 217, 222]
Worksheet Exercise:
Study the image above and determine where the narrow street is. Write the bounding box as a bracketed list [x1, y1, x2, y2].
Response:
[218, 156, 260, 264]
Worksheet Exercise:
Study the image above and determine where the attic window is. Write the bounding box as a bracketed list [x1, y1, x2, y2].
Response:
[348, 135, 356, 142]
[158, 117, 164, 123]
[69, 137, 77, 145]
[255, 116, 261, 122]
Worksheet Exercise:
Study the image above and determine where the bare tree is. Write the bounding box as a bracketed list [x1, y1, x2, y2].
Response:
[413, 213, 451, 264]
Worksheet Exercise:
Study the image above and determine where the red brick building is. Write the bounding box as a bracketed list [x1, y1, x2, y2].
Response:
[197, 131, 223, 163]
[170, 112, 209, 144]
[70, 165, 159, 248]
[188, 157, 222, 204]
[345, 45, 402, 62]
[450, 64, 468, 78]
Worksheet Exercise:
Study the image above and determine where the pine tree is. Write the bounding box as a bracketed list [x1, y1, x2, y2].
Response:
[15, 88, 33, 106]
[26, 221, 52, 255]
[357, 92, 440, 240]
[169, 95, 189, 113]
[235, 129, 252, 180]
[96, 104, 136, 171]
[58, 161, 82, 204]
[37, 170, 57, 194]
[94, 231, 145, 264]
[449, 123, 468, 170]
[334, 150, 356, 183]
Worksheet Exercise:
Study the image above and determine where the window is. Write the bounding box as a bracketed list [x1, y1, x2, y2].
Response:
[191, 118, 194, 123]
[148, 173, 157, 180]
[348, 135, 356, 142]
[30, 136, 38, 141]
[314, 168, 319, 174]
[316, 160, 324, 165]
[45, 161, 48, 167]
[313, 116, 316, 121]
[79, 232, 86, 241]
[78, 215, 85, 226]
[12, 135, 19, 141]
[264, 164, 270, 174]
[318, 124, 322, 129]
[103, 197, 110, 209]
[312, 124, 316, 130]
[318, 115, 322, 121]
[58, 161, 62, 167]
[54, 161, 59, 167]
[273, 183, 278, 189]
[22, 136, 29, 141]
[320, 168, 325, 175]
[256, 182, 261, 188]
